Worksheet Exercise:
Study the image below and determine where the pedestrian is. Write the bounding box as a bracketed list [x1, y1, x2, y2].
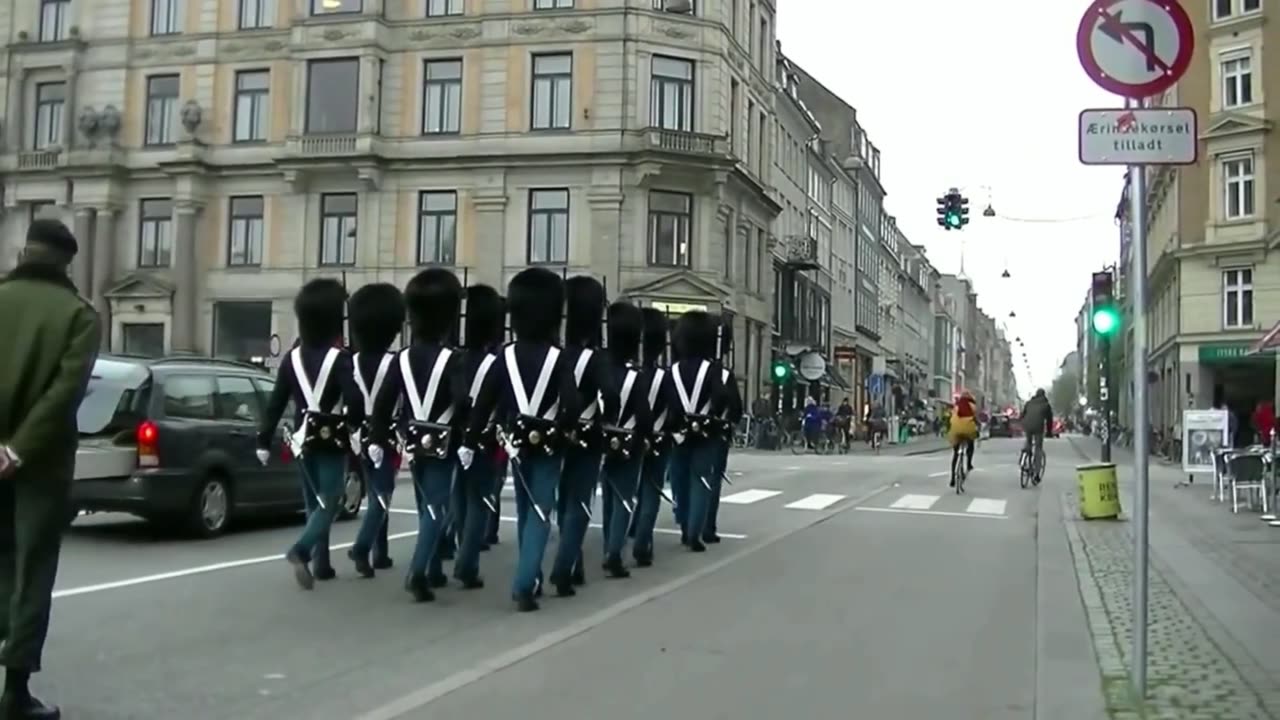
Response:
[0, 218, 102, 720]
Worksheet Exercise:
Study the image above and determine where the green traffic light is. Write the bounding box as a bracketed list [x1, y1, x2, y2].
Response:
[1092, 307, 1120, 335]
[946, 212, 961, 228]
[772, 362, 789, 380]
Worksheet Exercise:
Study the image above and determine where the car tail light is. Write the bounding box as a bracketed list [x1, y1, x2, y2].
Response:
[137, 420, 159, 467]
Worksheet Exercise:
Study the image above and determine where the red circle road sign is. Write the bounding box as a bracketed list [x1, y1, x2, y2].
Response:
[1077, 0, 1194, 99]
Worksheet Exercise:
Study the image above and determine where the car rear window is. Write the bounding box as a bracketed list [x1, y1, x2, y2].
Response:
[78, 359, 150, 436]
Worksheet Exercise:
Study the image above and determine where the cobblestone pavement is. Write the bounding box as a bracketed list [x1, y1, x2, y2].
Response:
[1062, 487, 1278, 719]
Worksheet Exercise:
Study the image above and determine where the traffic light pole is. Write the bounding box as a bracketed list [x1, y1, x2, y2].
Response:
[1127, 98, 1152, 701]
[1100, 333, 1112, 463]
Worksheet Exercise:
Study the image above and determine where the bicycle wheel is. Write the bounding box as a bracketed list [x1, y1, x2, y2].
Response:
[790, 432, 806, 455]
[1019, 451, 1030, 489]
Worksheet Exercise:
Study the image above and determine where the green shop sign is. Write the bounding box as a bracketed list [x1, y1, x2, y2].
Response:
[1198, 344, 1257, 363]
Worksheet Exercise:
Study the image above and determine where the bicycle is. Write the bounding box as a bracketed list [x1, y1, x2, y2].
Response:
[951, 442, 968, 494]
[1019, 437, 1046, 489]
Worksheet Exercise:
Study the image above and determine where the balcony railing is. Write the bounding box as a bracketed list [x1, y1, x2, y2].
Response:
[17, 149, 60, 170]
[645, 128, 726, 156]
[279, 134, 377, 159]
[781, 235, 820, 270]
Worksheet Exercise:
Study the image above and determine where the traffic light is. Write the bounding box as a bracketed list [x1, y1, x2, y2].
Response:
[956, 195, 970, 229]
[771, 359, 791, 382]
[1090, 270, 1120, 336]
[935, 189, 970, 230]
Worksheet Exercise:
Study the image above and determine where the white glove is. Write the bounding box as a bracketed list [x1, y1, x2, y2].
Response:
[503, 440, 519, 458]
[673, 432, 687, 445]
[368, 444, 385, 469]
[255, 449, 271, 466]
[457, 446, 475, 470]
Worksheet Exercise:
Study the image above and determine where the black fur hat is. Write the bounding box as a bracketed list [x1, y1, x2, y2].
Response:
[641, 308, 668, 365]
[349, 283, 405, 354]
[564, 275, 606, 348]
[607, 301, 643, 363]
[294, 278, 348, 347]
[674, 310, 717, 361]
[464, 284, 504, 351]
[405, 268, 462, 343]
[508, 268, 563, 343]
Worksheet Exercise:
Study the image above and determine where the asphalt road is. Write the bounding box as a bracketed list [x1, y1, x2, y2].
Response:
[39, 438, 1087, 719]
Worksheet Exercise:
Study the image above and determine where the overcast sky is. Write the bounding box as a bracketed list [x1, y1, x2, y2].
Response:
[778, 0, 1127, 395]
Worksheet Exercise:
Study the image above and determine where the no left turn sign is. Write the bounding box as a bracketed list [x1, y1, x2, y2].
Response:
[1077, 0, 1194, 99]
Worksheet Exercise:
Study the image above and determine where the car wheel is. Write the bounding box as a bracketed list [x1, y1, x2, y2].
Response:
[338, 470, 364, 521]
[186, 474, 232, 538]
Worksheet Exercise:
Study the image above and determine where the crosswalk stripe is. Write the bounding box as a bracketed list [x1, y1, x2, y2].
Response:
[721, 489, 783, 504]
[965, 498, 1006, 515]
[784, 493, 846, 510]
[890, 494, 940, 510]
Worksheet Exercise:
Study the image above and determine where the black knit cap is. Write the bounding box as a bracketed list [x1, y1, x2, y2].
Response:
[27, 218, 79, 257]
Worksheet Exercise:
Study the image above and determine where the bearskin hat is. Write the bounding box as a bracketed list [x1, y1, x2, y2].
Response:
[641, 308, 668, 365]
[564, 275, 606, 348]
[294, 278, 348, 347]
[606, 301, 643, 363]
[405, 268, 462, 343]
[464, 284, 505, 351]
[349, 283, 405, 354]
[673, 310, 717, 361]
[508, 267, 563, 343]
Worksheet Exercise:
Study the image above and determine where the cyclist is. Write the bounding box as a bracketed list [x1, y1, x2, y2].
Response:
[1020, 389, 1054, 481]
[947, 391, 978, 485]
[835, 397, 854, 449]
[866, 402, 888, 448]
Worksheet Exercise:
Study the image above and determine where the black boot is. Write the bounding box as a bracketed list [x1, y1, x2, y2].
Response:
[456, 575, 485, 590]
[426, 572, 449, 589]
[514, 592, 540, 612]
[603, 556, 631, 579]
[2, 670, 59, 720]
[406, 575, 435, 603]
[633, 549, 653, 567]
[312, 564, 337, 581]
[372, 555, 394, 570]
[688, 539, 707, 553]
[549, 574, 576, 597]
[348, 549, 375, 579]
[286, 551, 314, 590]
[570, 565, 586, 586]
[702, 532, 721, 544]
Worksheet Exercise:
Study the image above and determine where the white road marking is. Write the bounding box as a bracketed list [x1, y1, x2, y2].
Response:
[890, 494, 940, 510]
[927, 471, 950, 478]
[966, 498, 1007, 515]
[720, 489, 783, 504]
[784, 493, 846, 510]
[53, 514, 746, 600]
[854, 506, 1008, 520]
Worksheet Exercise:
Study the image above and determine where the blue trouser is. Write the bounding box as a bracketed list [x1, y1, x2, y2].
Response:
[601, 455, 642, 560]
[551, 448, 600, 581]
[705, 440, 730, 536]
[352, 456, 397, 561]
[511, 453, 560, 597]
[289, 453, 347, 563]
[633, 448, 671, 557]
[452, 450, 494, 581]
[406, 457, 454, 581]
[676, 441, 718, 545]
[669, 445, 691, 533]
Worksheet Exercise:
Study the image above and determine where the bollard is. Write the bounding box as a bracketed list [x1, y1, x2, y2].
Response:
[1077, 462, 1121, 519]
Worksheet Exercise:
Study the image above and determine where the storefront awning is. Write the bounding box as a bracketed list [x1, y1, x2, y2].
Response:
[1248, 320, 1280, 355]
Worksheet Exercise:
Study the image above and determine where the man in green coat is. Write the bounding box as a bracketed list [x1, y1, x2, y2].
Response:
[0, 219, 101, 720]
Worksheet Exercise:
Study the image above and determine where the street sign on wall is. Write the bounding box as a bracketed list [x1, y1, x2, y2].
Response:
[1076, 0, 1194, 99]
[1078, 107, 1197, 165]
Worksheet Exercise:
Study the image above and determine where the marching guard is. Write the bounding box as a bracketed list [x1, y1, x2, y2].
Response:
[347, 283, 406, 577]
[631, 307, 681, 566]
[596, 301, 650, 577]
[378, 269, 467, 603]
[667, 311, 727, 552]
[448, 284, 506, 589]
[704, 316, 743, 544]
[549, 276, 610, 596]
[461, 268, 579, 612]
[257, 279, 365, 589]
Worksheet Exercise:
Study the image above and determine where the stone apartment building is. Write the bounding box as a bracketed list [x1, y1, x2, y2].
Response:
[0, 0, 783, 403]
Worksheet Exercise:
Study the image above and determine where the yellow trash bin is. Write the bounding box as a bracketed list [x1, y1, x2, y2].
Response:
[1077, 463, 1121, 520]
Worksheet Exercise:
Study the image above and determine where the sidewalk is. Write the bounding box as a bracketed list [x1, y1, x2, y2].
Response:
[1064, 436, 1280, 719]
[738, 434, 951, 457]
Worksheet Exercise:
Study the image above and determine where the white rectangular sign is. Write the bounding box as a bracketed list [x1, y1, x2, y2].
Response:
[1078, 108, 1198, 165]
[1181, 409, 1230, 474]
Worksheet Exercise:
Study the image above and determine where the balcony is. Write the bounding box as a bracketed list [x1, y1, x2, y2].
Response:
[781, 235, 820, 270]
[274, 133, 384, 190]
[278, 133, 382, 158]
[645, 128, 727, 156]
[16, 149, 61, 171]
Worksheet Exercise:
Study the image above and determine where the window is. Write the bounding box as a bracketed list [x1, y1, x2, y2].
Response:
[233, 70, 269, 142]
[729, 79, 739, 150]
[1243, 0, 1260, 11]
[227, 196, 264, 267]
[150, 0, 179, 35]
[123, 323, 166, 357]
[137, 198, 173, 268]
[215, 376, 261, 422]
[213, 302, 273, 360]
[527, 189, 569, 264]
[427, 0, 463, 15]
[33, 82, 65, 150]
[422, 60, 462, 134]
[312, 0, 360, 14]
[759, 17, 768, 70]
[651, 56, 694, 131]
[1223, 269, 1253, 328]
[745, 100, 754, 166]
[729, 0, 738, 34]
[1223, 155, 1255, 220]
[756, 228, 766, 290]
[320, 193, 357, 266]
[535, 0, 572, 6]
[651, 0, 695, 8]
[305, 59, 359, 134]
[648, 191, 692, 267]
[144, 75, 179, 146]
[163, 376, 216, 420]
[417, 191, 457, 265]
[531, 54, 572, 130]
[239, 0, 274, 28]
[39, 0, 69, 41]
[1221, 55, 1253, 108]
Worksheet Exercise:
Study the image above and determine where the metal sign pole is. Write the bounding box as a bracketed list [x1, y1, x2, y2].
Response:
[1127, 95, 1151, 700]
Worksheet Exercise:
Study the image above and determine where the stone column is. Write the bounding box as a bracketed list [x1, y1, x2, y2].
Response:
[169, 202, 202, 352]
[70, 206, 94, 295]
[471, 194, 507, 289]
[5, 68, 24, 149]
[90, 207, 117, 319]
[587, 191, 623, 290]
[62, 62, 78, 150]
